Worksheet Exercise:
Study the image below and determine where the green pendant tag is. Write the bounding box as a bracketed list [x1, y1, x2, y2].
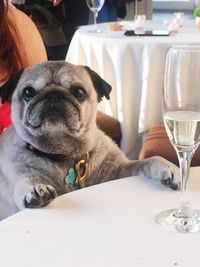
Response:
[65, 167, 79, 190]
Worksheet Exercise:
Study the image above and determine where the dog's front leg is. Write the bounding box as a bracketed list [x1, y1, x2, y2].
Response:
[121, 156, 180, 190]
[13, 179, 57, 210]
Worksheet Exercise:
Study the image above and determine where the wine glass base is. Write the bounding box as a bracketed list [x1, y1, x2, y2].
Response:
[155, 208, 200, 233]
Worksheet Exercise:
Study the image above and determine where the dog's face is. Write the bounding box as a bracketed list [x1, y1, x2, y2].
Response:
[0, 61, 111, 152]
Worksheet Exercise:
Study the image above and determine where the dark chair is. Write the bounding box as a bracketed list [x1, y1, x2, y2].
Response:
[96, 111, 122, 146]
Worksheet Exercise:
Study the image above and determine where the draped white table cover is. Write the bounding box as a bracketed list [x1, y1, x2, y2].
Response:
[1, 167, 200, 267]
[66, 20, 200, 157]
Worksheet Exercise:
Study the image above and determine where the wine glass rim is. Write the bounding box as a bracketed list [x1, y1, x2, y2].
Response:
[170, 44, 200, 52]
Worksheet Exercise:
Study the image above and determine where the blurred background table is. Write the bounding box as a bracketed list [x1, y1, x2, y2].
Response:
[1, 167, 200, 267]
[66, 20, 200, 158]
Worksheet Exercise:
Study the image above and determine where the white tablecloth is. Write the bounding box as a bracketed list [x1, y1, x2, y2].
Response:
[1, 167, 200, 267]
[66, 20, 200, 157]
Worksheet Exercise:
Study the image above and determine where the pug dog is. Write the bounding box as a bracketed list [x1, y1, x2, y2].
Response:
[0, 61, 179, 220]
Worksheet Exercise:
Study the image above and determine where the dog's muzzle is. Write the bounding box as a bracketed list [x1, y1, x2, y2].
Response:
[27, 91, 68, 128]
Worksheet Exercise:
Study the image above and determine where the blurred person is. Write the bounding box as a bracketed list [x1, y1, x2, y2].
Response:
[52, 0, 90, 56]
[48, 0, 88, 59]
[11, 0, 68, 60]
[98, 0, 126, 23]
[97, 0, 142, 23]
[0, 0, 47, 134]
[11, 0, 89, 60]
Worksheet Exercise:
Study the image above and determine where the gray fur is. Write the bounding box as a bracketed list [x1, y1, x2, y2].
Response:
[0, 61, 179, 220]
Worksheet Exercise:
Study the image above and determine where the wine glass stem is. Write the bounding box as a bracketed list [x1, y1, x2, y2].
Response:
[177, 150, 193, 211]
[94, 10, 98, 32]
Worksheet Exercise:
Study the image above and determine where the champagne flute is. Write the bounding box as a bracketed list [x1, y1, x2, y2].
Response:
[86, 0, 105, 33]
[155, 45, 200, 233]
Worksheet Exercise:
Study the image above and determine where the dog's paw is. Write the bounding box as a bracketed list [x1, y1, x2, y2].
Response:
[150, 156, 180, 190]
[24, 184, 57, 208]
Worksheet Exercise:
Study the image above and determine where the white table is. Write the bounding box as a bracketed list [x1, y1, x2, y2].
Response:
[1, 167, 200, 267]
[66, 20, 200, 158]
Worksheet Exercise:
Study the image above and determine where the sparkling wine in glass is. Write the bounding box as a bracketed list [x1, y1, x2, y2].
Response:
[86, 0, 105, 32]
[155, 45, 200, 233]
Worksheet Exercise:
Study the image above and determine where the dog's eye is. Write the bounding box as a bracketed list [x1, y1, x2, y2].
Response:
[22, 87, 36, 102]
[71, 86, 86, 101]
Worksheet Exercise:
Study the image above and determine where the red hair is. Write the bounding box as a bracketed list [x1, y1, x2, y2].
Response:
[0, 1, 25, 82]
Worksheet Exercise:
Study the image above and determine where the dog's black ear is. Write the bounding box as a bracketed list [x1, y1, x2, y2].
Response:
[84, 66, 112, 101]
[0, 70, 24, 103]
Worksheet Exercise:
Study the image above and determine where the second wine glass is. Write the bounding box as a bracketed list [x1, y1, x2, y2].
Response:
[155, 44, 200, 233]
[86, 0, 105, 32]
